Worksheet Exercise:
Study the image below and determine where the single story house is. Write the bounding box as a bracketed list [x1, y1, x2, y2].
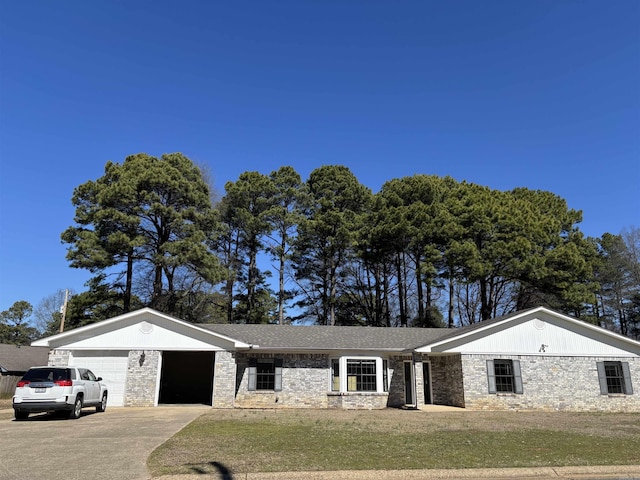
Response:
[0, 344, 50, 376]
[31, 306, 640, 412]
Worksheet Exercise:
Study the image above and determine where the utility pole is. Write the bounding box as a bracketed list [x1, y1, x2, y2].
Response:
[59, 289, 69, 333]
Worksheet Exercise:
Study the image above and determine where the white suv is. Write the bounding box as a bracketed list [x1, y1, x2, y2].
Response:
[12, 366, 108, 420]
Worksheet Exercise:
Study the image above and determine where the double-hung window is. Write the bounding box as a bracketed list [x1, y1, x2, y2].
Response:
[347, 359, 377, 391]
[597, 361, 633, 395]
[330, 357, 388, 393]
[487, 359, 523, 394]
[248, 358, 283, 391]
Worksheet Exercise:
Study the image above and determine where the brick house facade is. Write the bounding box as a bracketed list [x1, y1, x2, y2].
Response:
[35, 307, 640, 412]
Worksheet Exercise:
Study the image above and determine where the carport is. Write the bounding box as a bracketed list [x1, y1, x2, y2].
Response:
[159, 351, 215, 405]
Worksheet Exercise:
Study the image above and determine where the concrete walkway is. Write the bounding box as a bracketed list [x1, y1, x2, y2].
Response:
[157, 465, 640, 480]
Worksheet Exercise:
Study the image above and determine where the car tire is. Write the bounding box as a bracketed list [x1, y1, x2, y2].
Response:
[96, 392, 107, 413]
[69, 396, 83, 419]
[14, 411, 28, 421]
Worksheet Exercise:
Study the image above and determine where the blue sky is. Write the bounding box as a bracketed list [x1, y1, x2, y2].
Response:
[1, 0, 638, 314]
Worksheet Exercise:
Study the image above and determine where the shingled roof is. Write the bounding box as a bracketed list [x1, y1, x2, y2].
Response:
[201, 308, 552, 352]
[0, 344, 49, 374]
[202, 323, 455, 351]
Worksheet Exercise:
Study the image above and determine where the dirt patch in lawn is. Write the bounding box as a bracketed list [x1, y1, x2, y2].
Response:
[148, 408, 640, 476]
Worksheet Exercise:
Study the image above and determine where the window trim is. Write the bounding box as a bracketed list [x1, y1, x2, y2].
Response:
[597, 361, 633, 395]
[329, 356, 388, 394]
[487, 359, 523, 394]
[331, 358, 340, 392]
[248, 358, 283, 392]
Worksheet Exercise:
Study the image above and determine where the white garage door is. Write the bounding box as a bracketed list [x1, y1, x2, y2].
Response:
[70, 351, 129, 407]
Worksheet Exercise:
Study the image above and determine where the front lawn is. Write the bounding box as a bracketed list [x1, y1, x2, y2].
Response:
[148, 409, 640, 476]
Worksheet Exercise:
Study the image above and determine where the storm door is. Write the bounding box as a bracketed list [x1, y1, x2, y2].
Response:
[423, 361, 432, 404]
[404, 361, 415, 407]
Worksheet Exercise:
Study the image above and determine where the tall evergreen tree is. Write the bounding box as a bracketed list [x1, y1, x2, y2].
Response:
[595, 232, 640, 335]
[265, 166, 307, 324]
[220, 171, 276, 323]
[62, 153, 222, 319]
[294, 165, 371, 325]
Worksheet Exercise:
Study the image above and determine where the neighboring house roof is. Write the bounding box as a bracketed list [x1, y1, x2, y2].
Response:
[202, 323, 453, 352]
[0, 344, 49, 374]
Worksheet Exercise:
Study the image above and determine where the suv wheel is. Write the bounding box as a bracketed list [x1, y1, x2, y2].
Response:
[69, 396, 83, 419]
[14, 411, 28, 421]
[96, 392, 107, 413]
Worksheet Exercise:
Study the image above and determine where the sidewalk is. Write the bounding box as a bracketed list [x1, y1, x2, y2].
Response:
[156, 465, 640, 480]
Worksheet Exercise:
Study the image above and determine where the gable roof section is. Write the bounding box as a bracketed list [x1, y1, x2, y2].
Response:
[0, 344, 49, 373]
[29, 306, 640, 357]
[202, 323, 451, 352]
[415, 306, 640, 356]
[31, 308, 251, 351]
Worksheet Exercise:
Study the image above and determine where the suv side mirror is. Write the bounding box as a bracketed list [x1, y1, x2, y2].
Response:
[97, 377, 103, 381]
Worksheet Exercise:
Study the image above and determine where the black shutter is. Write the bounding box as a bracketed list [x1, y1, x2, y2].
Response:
[622, 362, 634, 395]
[274, 358, 283, 391]
[596, 362, 608, 395]
[512, 360, 523, 394]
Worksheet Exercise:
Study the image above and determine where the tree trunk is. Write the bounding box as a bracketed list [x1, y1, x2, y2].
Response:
[124, 250, 133, 312]
[480, 277, 490, 321]
[278, 240, 285, 325]
[396, 252, 407, 327]
[448, 265, 454, 328]
[415, 253, 424, 324]
[152, 264, 163, 308]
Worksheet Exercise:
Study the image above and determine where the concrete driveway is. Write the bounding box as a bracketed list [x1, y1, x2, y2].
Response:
[0, 406, 208, 480]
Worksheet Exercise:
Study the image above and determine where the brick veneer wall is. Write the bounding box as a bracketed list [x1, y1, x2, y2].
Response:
[234, 353, 330, 408]
[461, 354, 640, 412]
[327, 392, 389, 409]
[124, 350, 159, 407]
[387, 356, 406, 407]
[234, 353, 403, 409]
[429, 354, 465, 407]
[212, 351, 236, 408]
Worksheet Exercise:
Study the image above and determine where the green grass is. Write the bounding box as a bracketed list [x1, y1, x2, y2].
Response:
[147, 409, 640, 476]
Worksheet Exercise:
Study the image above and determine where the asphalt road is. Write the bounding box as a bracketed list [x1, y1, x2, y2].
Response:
[0, 406, 208, 480]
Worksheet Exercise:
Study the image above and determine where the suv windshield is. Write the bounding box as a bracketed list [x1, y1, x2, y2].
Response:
[22, 368, 71, 382]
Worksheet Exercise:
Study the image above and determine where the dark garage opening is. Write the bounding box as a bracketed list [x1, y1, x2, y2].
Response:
[159, 351, 214, 405]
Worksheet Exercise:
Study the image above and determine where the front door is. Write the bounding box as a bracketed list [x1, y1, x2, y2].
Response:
[404, 361, 415, 406]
